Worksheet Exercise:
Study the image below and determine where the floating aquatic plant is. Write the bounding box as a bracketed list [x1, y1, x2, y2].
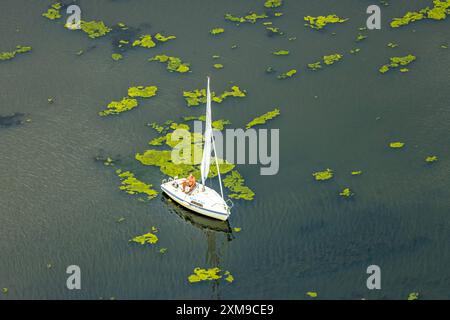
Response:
[210, 28, 225, 35]
[339, 188, 354, 198]
[213, 63, 224, 69]
[42, 2, 62, 20]
[277, 69, 297, 79]
[246, 108, 280, 129]
[356, 33, 368, 42]
[183, 86, 246, 107]
[130, 231, 159, 245]
[272, 50, 289, 56]
[188, 268, 234, 283]
[99, 97, 138, 116]
[391, 0, 450, 28]
[2, 288, 8, 294]
[149, 54, 190, 73]
[349, 48, 361, 54]
[323, 53, 343, 65]
[379, 54, 416, 74]
[266, 26, 284, 36]
[389, 142, 405, 148]
[264, 0, 283, 8]
[111, 53, 123, 61]
[224, 271, 234, 283]
[308, 61, 322, 70]
[304, 15, 348, 30]
[0, 45, 32, 61]
[154, 33, 176, 42]
[306, 291, 318, 298]
[80, 20, 112, 39]
[133, 35, 156, 48]
[223, 171, 255, 200]
[224, 12, 268, 24]
[116, 170, 158, 200]
[136, 130, 235, 178]
[425, 155, 438, 163]
[312, 169, 333, 181]
[233, 227, 242, 232]
[407, 292, 419, 300]
[387, 42, 399, 48]
[188, 267, 221, 283]
[351, 170, 363, 175]
[128, 86, 158, 98]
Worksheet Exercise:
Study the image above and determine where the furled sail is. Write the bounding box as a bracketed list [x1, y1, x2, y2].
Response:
[200, 77, 212, 186]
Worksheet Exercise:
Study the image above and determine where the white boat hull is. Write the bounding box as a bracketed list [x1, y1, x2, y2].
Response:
[161, 179, 230, 221]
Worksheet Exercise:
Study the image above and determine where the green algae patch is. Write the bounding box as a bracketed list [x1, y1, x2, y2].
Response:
[351, 170, 363, 176]
[117, 170, 158, 200]
[339, 188, 354, 198]
[210, 28, 225, 35]
[272, 50, 289, 56]
[133, 34, 156, 48]
[407, 292, 419, 300]
[0, 45, 32, 61]
[313, 169, 333, 181]
[265, 0, 283, 8]
[379, 54, 416, 74]
[233, 227, 242, 233]
[42, 2, 62, 20]
[188, 268, 234, 284]
[246, 108, 280, 129]
[213, 63, 224, 69]
[188, 267, 222, 283]
[224, 271, 234, 283]
[387, 42, 399, 48]
[225, 12, 268, 24]
[154, 33, 176, 42]
[425, 155, 438, 163]
[183, 86, 246, 107]
[356, 33, 368, 42]
[149, 54, 190, 73]
[391, 0, 450, 28]
[323, 53, 343, 65]
[128, 86, 158, 98]
[2, 288, 8, 294]
[350, 48, 361, 54]
[223, 171, 255, 201]
[99, 97, 138, 116]
[80, 20, 112, 39]
[277, 69, 297, 79]
[306, 291, 318, 298]
[111, 53, 123, 61]
[308, 61, 322, 71]
[389, 142, 405, 149]
[304, 15, 348, 30]
[130, 231, 159, 245]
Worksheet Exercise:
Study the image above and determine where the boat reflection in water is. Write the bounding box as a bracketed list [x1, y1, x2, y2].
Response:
[161, 194, 234, 299]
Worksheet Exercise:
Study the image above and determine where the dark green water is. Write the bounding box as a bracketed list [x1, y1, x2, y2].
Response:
[0, 0, 449, 299]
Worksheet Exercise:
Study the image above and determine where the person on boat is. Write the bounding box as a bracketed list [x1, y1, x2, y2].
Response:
[181, 173, 196, 193]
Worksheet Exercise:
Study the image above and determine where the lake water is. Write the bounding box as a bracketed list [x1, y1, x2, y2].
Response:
[0, 0, 449, 299]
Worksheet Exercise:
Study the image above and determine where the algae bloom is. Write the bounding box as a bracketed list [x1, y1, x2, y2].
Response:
[246, 108, 280, 129]
[312, 169, 333, 181]
[130, 231, 159, 245]
[116, 170, 158, 200]
[149, 55, 190, 73]
[223, 171, 255, 200]
[304, 14, 348, 30]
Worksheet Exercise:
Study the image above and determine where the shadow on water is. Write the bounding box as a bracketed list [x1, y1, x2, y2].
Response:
[0, 113, 25, 128]
[161, 194, 233, 299]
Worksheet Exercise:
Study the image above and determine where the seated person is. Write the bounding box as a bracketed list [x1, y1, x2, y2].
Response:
[181, 174, 196, 193]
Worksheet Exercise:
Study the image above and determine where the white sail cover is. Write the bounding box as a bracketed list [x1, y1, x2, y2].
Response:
[200, 77, 212, 186]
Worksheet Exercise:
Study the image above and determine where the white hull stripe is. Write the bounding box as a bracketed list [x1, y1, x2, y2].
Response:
[161, 186, 228, 216]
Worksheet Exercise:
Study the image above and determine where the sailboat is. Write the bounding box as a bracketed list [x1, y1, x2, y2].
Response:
[161, 77, 233, 221]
